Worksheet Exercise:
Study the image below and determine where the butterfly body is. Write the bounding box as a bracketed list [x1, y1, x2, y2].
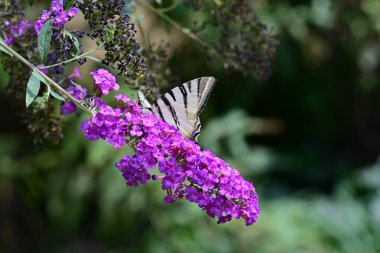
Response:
[139, 77, 216, 141]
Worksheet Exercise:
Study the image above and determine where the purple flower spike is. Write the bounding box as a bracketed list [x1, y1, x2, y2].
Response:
[34, 0, 79, 35]
[3, 19, 32, 46]
[90, 69, 120, 96]
[80, 94, 261, 226]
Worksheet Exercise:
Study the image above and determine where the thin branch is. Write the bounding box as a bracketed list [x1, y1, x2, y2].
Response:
[137, 0, 224, 60]
[39, 48, 100, 70]
[157, 0, 181, 13]
[0, 40, 94, 116]
[212, 0, 222, 6]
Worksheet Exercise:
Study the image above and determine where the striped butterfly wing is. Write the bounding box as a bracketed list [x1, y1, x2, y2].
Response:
[138, 91, 153, 114]
[151, 77, 216, 140]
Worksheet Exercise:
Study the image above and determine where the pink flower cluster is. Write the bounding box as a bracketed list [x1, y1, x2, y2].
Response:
[34, 0, 78, 35]
[90, 69, 120, 96]
[80, 92, 260, 225]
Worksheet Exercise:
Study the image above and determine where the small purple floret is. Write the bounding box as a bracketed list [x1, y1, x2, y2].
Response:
[69, 67, 81, 79]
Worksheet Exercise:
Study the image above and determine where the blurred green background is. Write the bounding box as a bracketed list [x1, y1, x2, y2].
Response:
[1, 0, 380, 252]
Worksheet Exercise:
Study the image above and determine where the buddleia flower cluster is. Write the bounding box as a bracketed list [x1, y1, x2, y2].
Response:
[79, 70, 260, 225]
[186, 0, 278, 79]
[215, 1, 278, 79]
[75, 0, 152, 93]
[140, 42, 179, 100]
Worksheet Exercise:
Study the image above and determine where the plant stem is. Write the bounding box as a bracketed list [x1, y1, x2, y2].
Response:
[212, 0, 222, 6]
[137, 0, 224, 60]
[0, 40, 94, 116]
[157, 0, 181, 13]
[3, 0, 9, 9]
[136, 20, 155, 69]
[39, 48, 98, 70]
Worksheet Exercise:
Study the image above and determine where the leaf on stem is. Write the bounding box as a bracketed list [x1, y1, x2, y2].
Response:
[26, 73, 41, 107]
[85, 55, 101, 62]
[160, 18, 171, 33]
[0, 45, 13, 57]
[50, 89, 65, 101]
[64, 0, 75, 10]
[65, 31, 80, 52]
[32, 70, 49, 86]
[0, 38, 13, 57]
[33, 70, 65, 101]
[38, 19, 53, 62]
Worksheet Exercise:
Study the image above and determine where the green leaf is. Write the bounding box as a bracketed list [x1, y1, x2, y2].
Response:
[28, 0, 37, 5]
[34, 71, 65, 101]
[65, 31, 80, 52]
[64, 0, 75, 10]
[155, 0, 162, 4]
[32, 70, 49, 86]
[85, 55, 101, 62]
[38, 19, 53, 62]
[122, 0, 135, 14]
[0, 38, 13, 57]
[26, 73, 41, 107]
[72, 38, 80, 52]
[0, 45, 12, 57]
[50, 89, 65, 101]
[160, 18, 171, 33]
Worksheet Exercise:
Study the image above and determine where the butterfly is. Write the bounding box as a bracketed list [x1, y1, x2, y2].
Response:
[139, 76, 216, 141]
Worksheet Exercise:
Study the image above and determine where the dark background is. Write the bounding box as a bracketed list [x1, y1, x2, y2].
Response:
[1, 0, 380, 252]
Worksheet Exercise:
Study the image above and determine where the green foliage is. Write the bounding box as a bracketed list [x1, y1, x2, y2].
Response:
[64, 31, 80, 53]
[38, 19, 53, 62]
[0, 38, 13, 57]
[25, 72, 41, 107]
[1, 131, 380, 252]
[49, 88, 65, 101]
[63, 0, 76, 10]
